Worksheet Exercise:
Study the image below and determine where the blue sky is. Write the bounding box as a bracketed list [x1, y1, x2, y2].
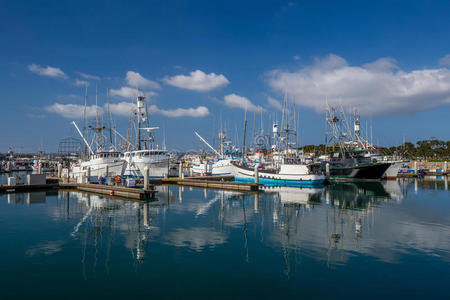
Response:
[1, 0, 450, 152]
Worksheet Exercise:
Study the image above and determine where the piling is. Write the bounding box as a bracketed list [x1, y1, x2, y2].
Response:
[414, 161, 418, 175]
[38, 163, 42, 175]
[87, 167, 91, 183]
[325, 163, 330, 177]
[105, 165, 109, 178]
[143, 203, 149, 227]
[444, 161, 448, 173]
[144, 167, 149, 190]
[179, 161, 184, 179]
[254, 165, 259, 185]
[204, 162, 208, 176]
[57, 164, 62, 178]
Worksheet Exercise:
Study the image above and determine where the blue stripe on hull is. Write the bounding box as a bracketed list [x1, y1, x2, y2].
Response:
[235, 177, 325, 187]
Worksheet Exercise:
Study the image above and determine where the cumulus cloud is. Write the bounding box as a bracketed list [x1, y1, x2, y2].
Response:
[110, 102, 209, 118]
[224, 93, 264, 112]
[109, 86, 157, 99]
[125, 71, 161, 89]
[28, 64, 68, 79]
[107, 101, 136, 117]
[76, 72, 100, 80]
[74, 79, 89, 87]
[439, 54, 450, 66]
[267, 96, 282, 110]
[45, 103, 102, 119]
[47, 97, 209, 119]
[110, 86, 140, 98]
[149, 105, 210, 117]
[164, 70, 229, 91]
[267, 54, 450, 116]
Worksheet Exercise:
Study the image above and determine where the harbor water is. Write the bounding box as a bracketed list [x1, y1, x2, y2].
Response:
[1, 177, 449, 298]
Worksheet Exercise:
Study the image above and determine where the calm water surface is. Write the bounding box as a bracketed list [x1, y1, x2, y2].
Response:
[1, 177, 449, 299]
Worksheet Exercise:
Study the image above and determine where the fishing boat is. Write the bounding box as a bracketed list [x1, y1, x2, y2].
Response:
[70, 87, 126, 180]
[122, 96, 170, 178]
[232, 161, 326, 187]
[322, 104, 392, 181]
[70, 121, 125, 179]
[322, 150, 391, 180]
[190, 130, 238, 176]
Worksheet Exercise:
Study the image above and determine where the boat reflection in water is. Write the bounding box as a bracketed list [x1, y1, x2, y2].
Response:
[54, 186, 178, 276]
[4, 176, 448, 285]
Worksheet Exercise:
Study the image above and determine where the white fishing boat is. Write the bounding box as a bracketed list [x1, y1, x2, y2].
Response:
[69, 88, 126, 180]
[70, 149, 125, 179]
[232, 161, 326, 187]
[122, 96, 170, 178]
[190, 131, 237, 176]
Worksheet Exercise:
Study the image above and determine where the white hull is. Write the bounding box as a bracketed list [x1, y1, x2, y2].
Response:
[232, 163, 325, 187]
[71, 158, 126, 178]
[384, 161, 403, 179]
[124, 150, 171, 178]
[191, 162, 212, 175]
[211, 159, 234, 175]
[191, 158, 234, 176]
[134, 160, 170, 178]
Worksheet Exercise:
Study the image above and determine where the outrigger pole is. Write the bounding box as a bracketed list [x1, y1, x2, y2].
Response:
[72, 121, 94, 156]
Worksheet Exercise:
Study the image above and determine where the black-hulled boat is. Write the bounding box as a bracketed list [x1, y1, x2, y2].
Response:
[322, 150, 391, 181]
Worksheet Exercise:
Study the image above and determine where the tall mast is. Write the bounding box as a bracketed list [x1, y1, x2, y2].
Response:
[136, 95, 147, 150]
[242, 105, 248, 158]
[137, 96, 141, 150]
[107, 88, 113, 146]
[83, 85, 88, 138]
[95, 84, 99, 151]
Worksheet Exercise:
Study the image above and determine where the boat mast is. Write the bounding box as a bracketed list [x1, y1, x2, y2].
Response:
[242, 105, 248, 158]
[83, 85, 88, 138]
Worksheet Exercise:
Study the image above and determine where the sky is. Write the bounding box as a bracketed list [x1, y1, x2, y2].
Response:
[1, 0, 450, 153]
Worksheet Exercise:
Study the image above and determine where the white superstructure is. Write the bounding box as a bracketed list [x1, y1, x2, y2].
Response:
[122, 96, 170, 178]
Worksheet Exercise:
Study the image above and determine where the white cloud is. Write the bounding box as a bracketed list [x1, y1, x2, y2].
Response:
[439, 54, 450, 66]
[164, 70, 229, 91]
[293, 55, 301, 61]
[45, 103, 102, 119]
[47, 99, 209, 119]
[125, 71, 161, 89]
[28, 64, 68, 79]
[108, 101, 136, 117]
[76, 72, 100, 80]
[267, 96, 282, 110]
[224, 93, 264, 112]
[74, 79, 89, 87]
[104, 101, 209, 118]
[109, 86, 157, 99]
[110, 86, 140, 98]
[267, 54, 450, 116]
[149, 105, 210, 118]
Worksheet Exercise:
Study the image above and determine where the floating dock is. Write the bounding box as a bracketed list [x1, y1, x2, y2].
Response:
[59, 183, 156, 200]
[0, 174, 258, 198]
[150, 175, 259, 191]
[0, 183, 59, 193]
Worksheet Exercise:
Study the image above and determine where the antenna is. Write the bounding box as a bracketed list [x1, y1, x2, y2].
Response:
[83, 85, 88, 138]
[107, 88, 113, 146]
